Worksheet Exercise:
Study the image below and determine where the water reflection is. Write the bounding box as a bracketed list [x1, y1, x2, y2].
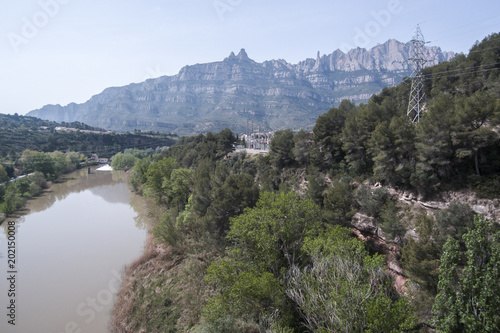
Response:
[0, 167, 150, 333]
[24, 169, 129, 214]
[1, 168, 151, 236]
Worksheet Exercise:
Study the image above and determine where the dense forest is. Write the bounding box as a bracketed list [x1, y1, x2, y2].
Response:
[108, 33, 500, 332]
[0, 113, 177, 159]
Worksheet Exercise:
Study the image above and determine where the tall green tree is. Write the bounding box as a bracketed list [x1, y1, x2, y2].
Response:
[215, 128, 237, 158]
[342, 102, 381, 176]
[412, 95, 456, 196]
[270, 129, 295, 168]
[191, 158, 214, 217]
[144, 157, 179, 202]
[368, 116, 416, 187]
[453, 91, 499, 176]
[313, 100, 354, 168]
[167, 168, 193, 211]
[433, 217, 500, 332]
[434, 201, 475, 247]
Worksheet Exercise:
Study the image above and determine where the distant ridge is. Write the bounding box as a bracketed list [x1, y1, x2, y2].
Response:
[28, 39, 454, 135]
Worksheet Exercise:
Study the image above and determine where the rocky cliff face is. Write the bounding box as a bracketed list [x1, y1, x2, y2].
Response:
[28, 40, 454, 135]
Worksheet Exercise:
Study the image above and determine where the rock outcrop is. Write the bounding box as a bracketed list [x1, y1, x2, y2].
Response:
[28, 40, 454, 135]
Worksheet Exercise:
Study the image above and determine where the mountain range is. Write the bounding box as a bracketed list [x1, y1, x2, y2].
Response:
[27, 39, 454, 135]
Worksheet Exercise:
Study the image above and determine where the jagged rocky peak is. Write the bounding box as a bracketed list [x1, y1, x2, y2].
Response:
[225, 48, 251, 61]
[27, 38, 455, 136]
[300, 39, 454, 73]
[237, 48, 249, 60]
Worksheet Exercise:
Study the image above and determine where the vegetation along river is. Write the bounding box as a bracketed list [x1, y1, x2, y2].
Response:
[0, 168, 149, 333]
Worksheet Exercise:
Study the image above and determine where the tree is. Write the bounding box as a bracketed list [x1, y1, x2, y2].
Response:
[292, 130, 312, 167]
[204, 259, 285, 324]
[48, 151, 71, 177]
[204, 192, 322, 327]
[270, 129, 295, 168]
[453, 92, 499, 176]
[432, 237, 461, 332]
[0, 185, 24, 215]
[368, 121, 397, 183]
[227, 191, 322, 275]
[390, 116, 417, 187]
[353, 185, 390, 218]
[412, 94, 456, 196]
[20, 150, 56, 178]
[379, 201, 405, 242]
[129, 157, 151, 193]
[368, 116, 416, 187]
[433, 217, 500, 332]
[434, 200, 475, 247]
[306, 167, 326, 207]
[166, 168, 193, 211]
[111, 152, 137, 170]
[27, 172, 46, 197]
[144, 157, 179, 201]
[401, 213, 441, 293]
[0, 165, 8, 183]
[322, 178, 355, 226]
[287, 226, 415, 333]
[215, 128, 236, 158]
[313, 100, 353, 168]
[342, 102, 381, 176]
[207, 173, 259, 236]
[66, 151, 84, 166]
[191, 159, 214, 217]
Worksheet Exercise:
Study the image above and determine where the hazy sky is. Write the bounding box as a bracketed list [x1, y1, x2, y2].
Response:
[1, 0, 499, 115]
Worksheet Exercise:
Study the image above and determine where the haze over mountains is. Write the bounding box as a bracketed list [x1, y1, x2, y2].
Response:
[28, 39, 454, 135]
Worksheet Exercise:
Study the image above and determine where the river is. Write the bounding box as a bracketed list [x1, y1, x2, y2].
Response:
[0, 168, 149, 333]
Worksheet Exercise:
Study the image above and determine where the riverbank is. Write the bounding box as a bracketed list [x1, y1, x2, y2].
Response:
[111, 236, 216, 333]
[110, 194, 219, 333]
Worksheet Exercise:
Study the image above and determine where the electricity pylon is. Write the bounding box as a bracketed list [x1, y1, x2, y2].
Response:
[407, 25, 428, 123]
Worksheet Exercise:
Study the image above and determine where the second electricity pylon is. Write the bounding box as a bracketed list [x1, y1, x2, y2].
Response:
[407, 25, 428, 123]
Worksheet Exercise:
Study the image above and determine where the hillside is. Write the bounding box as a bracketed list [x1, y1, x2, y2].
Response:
[0, 113, 177, 159]
[110, 34, 500, 332]
[28, 40, 454, 135]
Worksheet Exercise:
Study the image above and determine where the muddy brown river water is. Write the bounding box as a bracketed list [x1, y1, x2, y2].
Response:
[0, 168, 149, 333]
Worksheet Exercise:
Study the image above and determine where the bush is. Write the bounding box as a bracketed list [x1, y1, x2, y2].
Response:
[153, 211, 182, 248]
[379, 201, 405, 242]
[469, 175, 500, 199]
[322, 178, 355, 226]
[354, 185, 390, 217]
[434, 200, 475, 247]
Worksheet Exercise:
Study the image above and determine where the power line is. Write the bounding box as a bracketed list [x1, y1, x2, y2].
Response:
[421, 61, 500, 78]
[423, 66, 499, 81]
